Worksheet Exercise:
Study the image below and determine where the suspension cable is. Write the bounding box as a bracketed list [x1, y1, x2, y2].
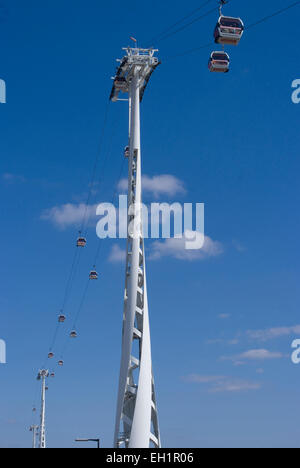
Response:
[146, 0, 216, 45]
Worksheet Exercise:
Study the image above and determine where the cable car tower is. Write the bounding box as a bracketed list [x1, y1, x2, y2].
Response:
[110, 46, 161, 448]
[37, 369, 49, 449]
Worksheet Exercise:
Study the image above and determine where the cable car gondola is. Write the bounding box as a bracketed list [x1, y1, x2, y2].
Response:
[208, 51, 230, 73]
[114, 76, 128, 92]
[50, 373, 55, 378]
[89, 269, 98, 280]
[214, 16, 244, 46]
[124, 146, 130, 158]
[58, 360, 64, 367]
[77, 236, 87, 248]
[58, 314, 66, 323]
[70, 331, 78, 338]
[48, 352, 54, 359]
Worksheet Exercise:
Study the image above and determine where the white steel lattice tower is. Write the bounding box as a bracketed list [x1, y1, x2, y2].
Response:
[110, 47, 161, 448]
[37, 370, 49, 449]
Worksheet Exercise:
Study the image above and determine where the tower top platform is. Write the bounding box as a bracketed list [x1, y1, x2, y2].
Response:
[110, 47, 160, 103]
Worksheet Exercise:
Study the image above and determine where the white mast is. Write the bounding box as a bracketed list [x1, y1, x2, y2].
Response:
[30, 425, 39, 449]
[37, 370, 49, 449]
[110, 47, 161, 448]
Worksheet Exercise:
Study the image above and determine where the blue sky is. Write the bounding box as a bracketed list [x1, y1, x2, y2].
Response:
[0, 0, 300, 448]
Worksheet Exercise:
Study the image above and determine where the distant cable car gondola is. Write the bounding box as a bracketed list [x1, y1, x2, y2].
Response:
[114, 76, 128, 92]
[48, 352, 54, 359]
[77, 235, 87, 248]
[58, 314, 66, 323]
[58, 360, 64, 367]
[124, 146, 130, 158]
[214, 16, 244, 46]
[50, 373, 55, 378]
[89, 269, 98, 280]
[208, 51, 230, 73]
[70, 331, 77, 339]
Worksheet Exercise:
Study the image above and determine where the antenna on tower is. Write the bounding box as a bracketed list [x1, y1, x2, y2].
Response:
[130, 36, 138, 48]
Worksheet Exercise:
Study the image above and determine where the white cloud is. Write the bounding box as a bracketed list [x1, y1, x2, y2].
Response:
[150, 233, 223, 261]
[118, 174, 186, 198]
[238, 349, 284, 360]
[41, 203, 98, 229]
[222, 349, 284, 364]
[211, 379, 261, 393]
[183, 374, 261, 393]
[247, 325, 300, 341]
[184, 375, 226, 384]
[108, 244, 126, 263]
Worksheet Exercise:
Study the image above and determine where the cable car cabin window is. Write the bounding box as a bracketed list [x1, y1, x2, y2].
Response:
[212, 53, 229, 61]
[220, 17, 243, 29]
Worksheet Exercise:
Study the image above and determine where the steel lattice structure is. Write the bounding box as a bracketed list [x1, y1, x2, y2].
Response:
[111, 47, 161, 449]
[37, 369, 49, 449]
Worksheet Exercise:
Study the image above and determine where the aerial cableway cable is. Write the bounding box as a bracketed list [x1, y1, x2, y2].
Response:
[166, 0, 300, 60]
[31, 0, 300, 423]
[57, 156, 127, 363]
[38, 100, 112, 371]
[147, 0, 216, 45]
[79, 101, 111, 236]
[246, 1, 300, 30]
[152, 5, 221, 44]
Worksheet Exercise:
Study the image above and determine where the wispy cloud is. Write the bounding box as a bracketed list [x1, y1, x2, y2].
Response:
[118, 174, 186, 198]
[150, 233, 223, 261]
[41, 203, 98, 230]
[108, 244, 126, 263]
[218, 314, 231, 320]
[222, 348, 284, 365]
[2, 173, 26, 183]
[247, 325, 300, 341]
[183, 374, 262, 393]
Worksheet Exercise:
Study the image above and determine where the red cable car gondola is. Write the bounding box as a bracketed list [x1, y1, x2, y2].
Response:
[77, 236, 87, 248]
[208, 51, 230, 73]
[89, 269, 98, 280]
[114, 76, 128, 92]
[58, 314, 66, 323]
[214, 16, 244, 46]
[124, 146, 130, 158]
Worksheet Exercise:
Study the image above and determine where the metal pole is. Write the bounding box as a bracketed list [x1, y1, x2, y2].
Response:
[75, 438, 100, 448]
[38, 370, 49, 449]
[30, 425, 38, 449]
